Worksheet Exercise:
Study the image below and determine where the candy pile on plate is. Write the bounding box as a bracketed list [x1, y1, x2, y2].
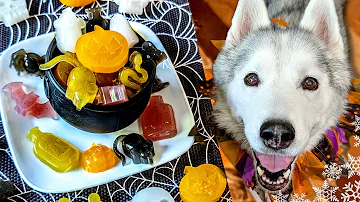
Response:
[38, 7, 153, 111]
[23, 93, 178, 173]
[2, 6, 179, 175]
[26, 111, 177, 174]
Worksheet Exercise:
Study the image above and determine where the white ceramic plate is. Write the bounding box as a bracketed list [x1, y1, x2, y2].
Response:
[0, 22, 195, 193]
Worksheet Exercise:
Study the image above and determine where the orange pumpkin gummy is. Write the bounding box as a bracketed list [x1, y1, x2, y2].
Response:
[59, 0, 96, 7]
[81, 143, 118, 173]
[76, 25, 129, 73]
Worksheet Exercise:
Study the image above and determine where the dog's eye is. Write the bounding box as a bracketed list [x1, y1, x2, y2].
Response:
[244, 73, 259, 87]
[302, 77, 318, 90]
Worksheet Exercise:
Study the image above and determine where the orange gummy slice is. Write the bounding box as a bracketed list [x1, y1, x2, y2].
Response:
[180, 164, 227, 202]
[76, 25, 129, 73]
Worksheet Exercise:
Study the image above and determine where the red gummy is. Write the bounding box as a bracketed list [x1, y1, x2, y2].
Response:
[140, 95, 177, 141]
[2, 82, 58, 119]
[94, 85, 128, 106]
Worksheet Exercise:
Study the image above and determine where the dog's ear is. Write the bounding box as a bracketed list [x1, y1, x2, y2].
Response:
[225, 0, 271, 47]
[300, 0, 344, 57]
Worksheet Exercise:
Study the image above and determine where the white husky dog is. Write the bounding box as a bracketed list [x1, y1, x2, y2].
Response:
[213, 0, 351, 192]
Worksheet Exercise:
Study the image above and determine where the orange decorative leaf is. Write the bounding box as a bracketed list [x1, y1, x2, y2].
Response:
[271, 16, 290, 28]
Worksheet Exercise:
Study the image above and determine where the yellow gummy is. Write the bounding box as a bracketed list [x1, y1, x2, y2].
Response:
[119, 51, 148, 91]
[88, 193, 102, 202]
[39, 52, 82, 70]
[66, 66, 98, 111]
[179, 164, 227, 202]
[26, 126, 80, 172]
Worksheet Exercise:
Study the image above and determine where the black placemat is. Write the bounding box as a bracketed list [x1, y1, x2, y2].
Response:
[0, 0, 230, 201]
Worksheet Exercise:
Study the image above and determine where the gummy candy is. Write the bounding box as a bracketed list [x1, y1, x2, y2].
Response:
[59, 0, 96, 7]
[26, 126, 80, 172]
[179, 164, 226, 202]
[113, 133, 154, 165]
[10, 49, 45, 77]
[113, 0, 150, 15]
[140, 95, 177, 141]
[66, 66, 98, 111]
[81, 143, 119, 173]
[110, 14, 139, 48]
[95, 72, 118, 87]
[86, 7, 109, 32]
[39, 52, 81, 70]
[0, 0, 29, 27]
[53, 61, 75, 89]
[141, 41, 167, 65]
[59, 193, 102, 202]
[2, 82, 58, 119]
[94, 85, 128, 106]
[152, 76, 170, 93]
[118, 51, 148, 94]
[88, 193, 102, 202]
[76, 25, 129, 73]
[54, 8, 86, 53]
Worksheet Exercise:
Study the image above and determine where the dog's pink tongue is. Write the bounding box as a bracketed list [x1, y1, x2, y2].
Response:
[255, 151, 294, 172]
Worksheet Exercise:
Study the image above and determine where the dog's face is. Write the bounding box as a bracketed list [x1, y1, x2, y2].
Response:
[213, 0, 351, 192]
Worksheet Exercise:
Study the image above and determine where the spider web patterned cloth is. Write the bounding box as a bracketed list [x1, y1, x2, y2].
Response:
[0, 0, 231, 201]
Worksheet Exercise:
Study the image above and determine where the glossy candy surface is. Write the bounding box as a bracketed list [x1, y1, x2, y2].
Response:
[113, 133, 154, 164]
[65, 66, 98, 111]
[94, 85, 128, 106]
[179, 164, 227, 202]
[76, 25, 129, 73]
[113, 0, 150, 15]
[39, 52, 81, 70]
[141, 41, 167, 64]
[54, 8, 86, 53]
[26, 127, 80, 172]
[10, 49, 45, 77]
[118, 51, 148, 97]
[53, 61, 75, 89]
[58, 193, 102, 202]
[110, 14, 139, 48]
[59, 0, 96, 8]
[140, 42, 169, 93]
[85, 7, 109, 32]
[2, 82, 58, 119]
[80, 143, 118, 173]
[88, 193, 102, 202]
[140, 95, 177, 141]
[152, 76, 169, 93]
[0, 0, 29, 27]
[95, 72, 118, 87]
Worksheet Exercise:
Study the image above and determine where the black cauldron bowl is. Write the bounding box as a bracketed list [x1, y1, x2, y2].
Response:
[44, 37, 162, 133]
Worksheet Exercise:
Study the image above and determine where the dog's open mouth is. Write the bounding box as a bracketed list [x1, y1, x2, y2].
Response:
[253, 151, 295, 191]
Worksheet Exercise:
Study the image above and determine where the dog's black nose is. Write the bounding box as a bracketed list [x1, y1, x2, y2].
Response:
[260, 120, 295, 150]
